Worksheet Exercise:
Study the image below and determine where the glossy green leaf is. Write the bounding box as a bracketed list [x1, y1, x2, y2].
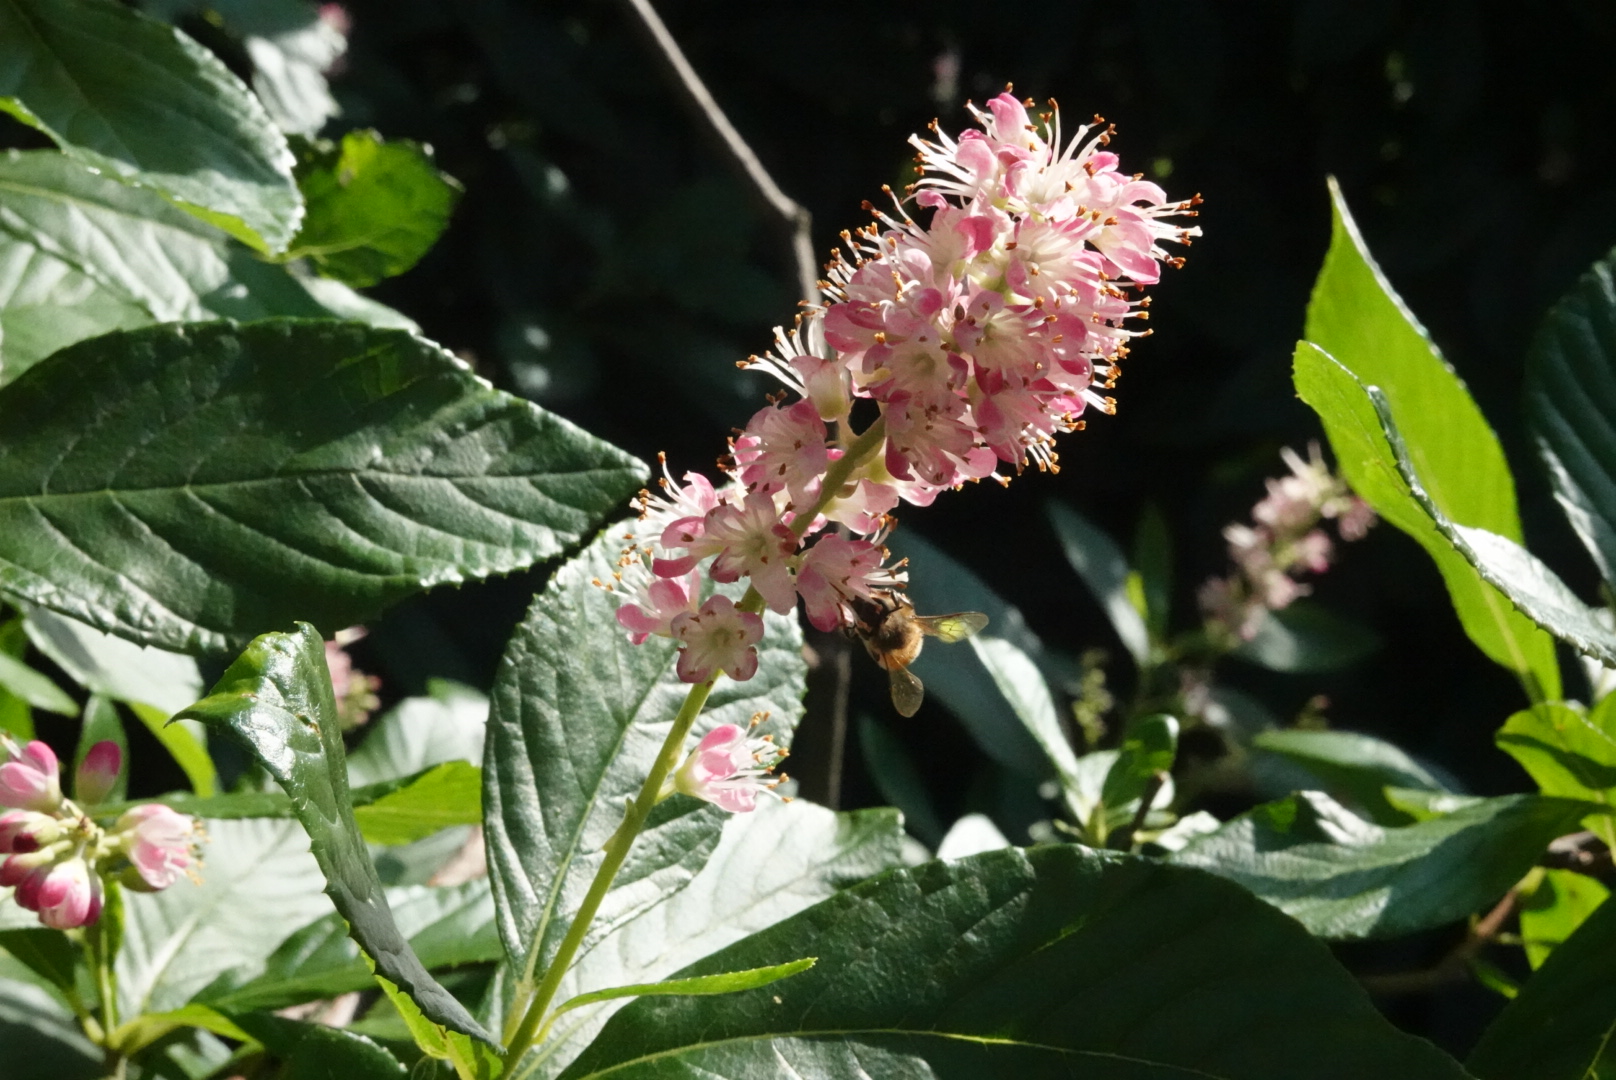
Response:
[1296, 179, 1559, 699]
[176, 625, 496, 1044]
[24, 607, 201, 715]
[0, 0, 301, 253]
[1101, 713, 1178, 808]
[288, 130, 462, 287]
[0, 151, 398, 383]
[1524, 246, 1616, 591]
[0, 320, 646, 654]
[1469, 888, 1616, 1079]
[116, 818, 331, 1018]
[352, 761, 482, 845]
[372, 968, 500, 1080]
[230, 1014, 406, 1079]
[1171, 790, 1591, 939]
[1498, 703, 1616, 846]
[1234, 601, 1380, 673]
[1253, 728, 1446, 825]
[199, 879, 498, 1013]
[552, 959, 814, 1021]
[0, 652, 74, 716]
[1520, 868, 1608, 969]
[484, 523, 805, 982]
[1047, 501, 1149, 663]
[527, 800, 909, 1077]
[968, 634, 1085, 820]
[560, 845, 1470, 1080]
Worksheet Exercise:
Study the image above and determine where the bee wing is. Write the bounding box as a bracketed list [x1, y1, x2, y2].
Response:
[889, 666, 925, 717]
[914, 611, 989, 644]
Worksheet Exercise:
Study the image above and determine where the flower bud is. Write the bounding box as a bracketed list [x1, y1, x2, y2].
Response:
[74, 741, 122, 806]
[0, 741, 62, 812]
[0, 809, 61, 854]
[27, 856, 102, 929]
[113, 803, 198, 891]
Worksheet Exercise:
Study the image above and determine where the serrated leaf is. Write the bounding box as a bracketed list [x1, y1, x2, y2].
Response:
[1469, 888, 1616, 1079]
[1296, 178, 1559, 699]
[175, 625, 497, 1044]
[288, 130, 461, 287]
[1171, 790, 1592, 939]
[559, 845, 1471, 1080]
[1497, 702, 1616, 847]
[1047, 501, 1149, 663]
[1253, 727, 1446, 825]
[0, 151, 387, 383]
[1525, 245, 1616, 592]
[483, 523, 805, 982]
[0, 0, 301, 253]
[1234, 601, 1380, 673]
[0, 320, 646, 654]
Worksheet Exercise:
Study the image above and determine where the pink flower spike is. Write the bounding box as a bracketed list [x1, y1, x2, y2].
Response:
[0, 741, 62, 812]
[114, 803, 199, 891]
[75, 741, 122, 806]
[670, 596, 765, 683]
[33, 857, 102, 929]
[672, 722, 787, 813]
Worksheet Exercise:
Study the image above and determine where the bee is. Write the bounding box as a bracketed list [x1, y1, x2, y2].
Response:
[848, 591, 989, 717]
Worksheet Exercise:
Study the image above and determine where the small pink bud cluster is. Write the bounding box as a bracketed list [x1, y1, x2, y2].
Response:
[1198, 443, 1375, 645]
[0, 738, 200, 929]
[668, 720, 788, 814]
[607, 91, 1198, 686]
[325, 627, 382, 729]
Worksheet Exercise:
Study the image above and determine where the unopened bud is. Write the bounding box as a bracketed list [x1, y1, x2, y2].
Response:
[74, 741, 122, 806]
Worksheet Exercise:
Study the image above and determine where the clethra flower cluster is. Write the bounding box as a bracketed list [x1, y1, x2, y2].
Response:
[1198, 443, 1376, 646]
[603, 90, 1198, 697]
[665, 718, 788, 814]
[0, 738, 201, 929]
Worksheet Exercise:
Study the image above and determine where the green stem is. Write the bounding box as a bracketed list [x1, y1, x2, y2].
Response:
[497, 414, 888, 1076]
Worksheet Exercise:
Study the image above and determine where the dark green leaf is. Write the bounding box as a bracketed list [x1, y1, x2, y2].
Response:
[560, 846, 1470, 1080]
[229, 1014, 406, 1079]
[1524, 245, 1616, 592]
[1469, 887, 1616, 1080]
[1497, 703, 1616, 846]
[1296, 178, 1559, 699]
[176, 625, 496, 1044]
[1234, 601, 1380, 673]
[1253, 728, 1446, 825]
[1101, 713, 1178, 808]
[288, 130, 462, 287]
[352, 761, 482, 846]
[483, 523, 805, 981]
[1047, 501, 1149, 663]
[857, 712, 945, 846]
[0, 320, 646, 654]
[968, 635, 1086, 820]
[0, 651, 75, 715]
[552, 959, 814, 1019]
[1133, 503, 1172, 641]
[1171, 790, 1591, 938]
[0, 930, 78, 1000]
[0, 952, 100, 1080]
[0, 0, 300, 252]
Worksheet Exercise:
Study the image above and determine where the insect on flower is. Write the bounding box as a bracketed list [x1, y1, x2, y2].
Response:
[848, 591, 988, 717]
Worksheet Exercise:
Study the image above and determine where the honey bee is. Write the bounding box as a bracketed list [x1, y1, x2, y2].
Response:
[848, 591, 989, 717]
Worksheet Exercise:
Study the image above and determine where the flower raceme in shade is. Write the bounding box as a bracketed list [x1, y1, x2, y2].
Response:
[600, 89, 1200, 699]
[0, 738, 202, 928]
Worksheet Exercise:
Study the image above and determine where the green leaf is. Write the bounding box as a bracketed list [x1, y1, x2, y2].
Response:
[1524, 245, 1616, 591]
[559, 845, 1471, 1080]
[1520, 868, 1608, 969]
[0, 151, 387, 383]
[0, 0, 301, 253]
[288, 130, 462, 287]
[528, 800, 909, 1076]
[1297, 178, 1559, 699]
[0, 929, 79, 1002]
[1047, 501, 1149, 663]
[228, 1013, 406, 1079]
[1253, 727, 1446, 825]
[347, 681, 487, 788]
[967, 634, 1085, 819]
[176, 625, 497, 1044]
[24, 607, 201, 715]
[1234, 601, 1380, 673]
[1133, 503, 1172, 640]
[116, 818, 332, 1017]
[370, 968, 499, 1080]
[0, 952, 100, 1080]
[857, 712, 945, 846]
[352, 761, 482, 846]
[110, 1002, 250, 1057]
[483, 523, 805, 981]
[1498, 703, 1616, 846]
[552, 959, 814, 1020]
[224, 0, 347, 138]
[1171, 790, 1592, 939]
[1469, 887, 1616, 1080]
[0, 651, 75, 715]
[1100, 713, 1178, 808]
[71, 695, 125, 804]
[198, 879, 499, 1013]
[0, 320, 646, 654]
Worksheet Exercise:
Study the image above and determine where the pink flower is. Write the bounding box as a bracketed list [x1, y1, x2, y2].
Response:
[682, 493, 799, 614]
[795, 535, 904, 632]
[74, 741, 121, 806]
[0, 741, 61, 812]
[734, 398, 830, 507]
[615, 569, 701, 644]
[672, 722, 786, 813]
[670, 596, 765, 683]
[22, 856, 101, 929]
[114, 804, 198, 891]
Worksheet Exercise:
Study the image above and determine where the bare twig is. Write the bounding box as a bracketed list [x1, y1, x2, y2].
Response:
[1358, 888, 1522, 996]
[619, 0, 819, 306]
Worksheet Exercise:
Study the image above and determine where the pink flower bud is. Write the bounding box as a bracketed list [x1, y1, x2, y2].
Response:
[0, 741, 62, 812]
[114, 804, 198, 891]
[0, 809, 60, 854]
[672, 723, 786, 814]
[29, 857, 102, 929]
[74, 741, 122, 806]
[0, 846, 60, 889]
